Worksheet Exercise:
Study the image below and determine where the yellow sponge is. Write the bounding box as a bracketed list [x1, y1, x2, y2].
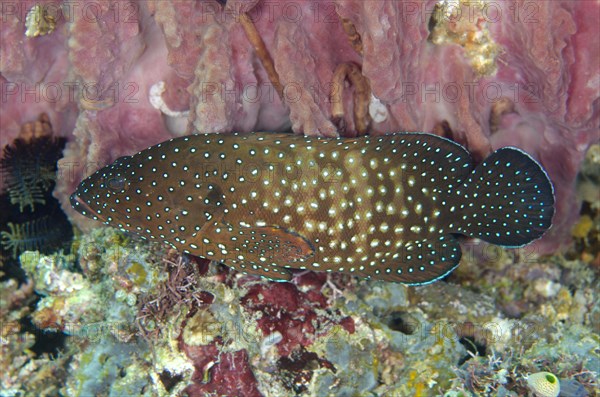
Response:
[526, 372, 560, 397]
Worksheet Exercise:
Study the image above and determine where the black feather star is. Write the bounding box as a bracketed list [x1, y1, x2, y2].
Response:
[1, 216, 69, 259]
[0, 114, 72, 263]
[0, 136, 61, 212]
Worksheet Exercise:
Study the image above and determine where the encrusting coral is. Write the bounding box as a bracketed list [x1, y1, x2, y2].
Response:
[0, 276, 70, 396]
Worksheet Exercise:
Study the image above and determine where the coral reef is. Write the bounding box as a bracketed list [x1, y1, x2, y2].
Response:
[573, 144, 600, 269]
[2, 222, 597, 395]
[0, 277, 70, 396]
[4, 228, 168, 396]
[1, 1, 599, 396]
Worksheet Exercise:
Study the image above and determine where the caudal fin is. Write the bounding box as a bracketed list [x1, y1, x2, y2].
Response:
[452, 147, 555, 247]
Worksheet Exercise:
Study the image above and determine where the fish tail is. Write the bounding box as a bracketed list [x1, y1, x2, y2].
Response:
[451, 147, 555, 247]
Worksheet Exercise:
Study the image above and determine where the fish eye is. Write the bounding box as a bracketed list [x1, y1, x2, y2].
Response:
[107, 176, 127, 192]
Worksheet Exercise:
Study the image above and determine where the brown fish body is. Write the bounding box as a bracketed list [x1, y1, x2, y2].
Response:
[71, 132, 554, 284]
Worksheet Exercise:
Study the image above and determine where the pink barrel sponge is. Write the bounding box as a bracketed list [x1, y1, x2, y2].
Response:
[1, 0, 598, 253]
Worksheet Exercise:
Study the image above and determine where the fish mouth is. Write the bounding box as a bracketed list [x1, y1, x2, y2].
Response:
[70, 192, 100, 220]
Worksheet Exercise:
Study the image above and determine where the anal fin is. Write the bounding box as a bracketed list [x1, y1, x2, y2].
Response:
[222, 258, 293, 281]
[373, 235, 462, 285]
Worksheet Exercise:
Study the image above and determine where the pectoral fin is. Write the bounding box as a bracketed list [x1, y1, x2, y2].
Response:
[194, 223, 315, 280]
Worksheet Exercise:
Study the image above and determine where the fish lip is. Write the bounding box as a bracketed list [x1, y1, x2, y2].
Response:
[70, 191, 96, 219]
[69, 191, 81, 210]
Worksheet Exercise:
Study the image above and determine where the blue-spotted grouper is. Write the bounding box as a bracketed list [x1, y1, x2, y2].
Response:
[70, 132, 554, 284]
